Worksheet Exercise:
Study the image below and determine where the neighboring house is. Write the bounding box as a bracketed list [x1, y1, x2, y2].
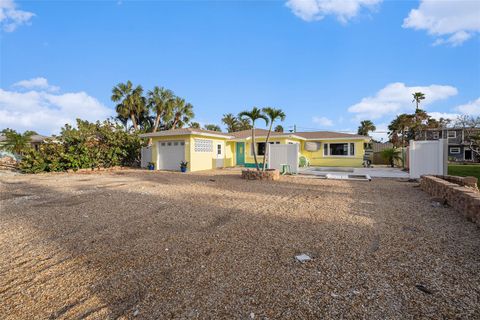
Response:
[139, 128, 370, 172]
[415, 127, 479, 162]
[0, 134, 49, 152]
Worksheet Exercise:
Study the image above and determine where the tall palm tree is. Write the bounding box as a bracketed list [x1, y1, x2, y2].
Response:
[221, 113, 239, 133]
[357, 120, 376, 136]
[237, 117, 253, 130]
[262, 107, 286, 171]
[171, 98, 195, 129]
[147, 86, 174, 133]
[111, 81, 145, 131]
[238, 107, 269, 171]
[412, 92, 426, 111]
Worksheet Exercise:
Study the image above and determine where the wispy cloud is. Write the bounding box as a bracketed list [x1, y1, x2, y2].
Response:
[347, 82, 458, 120]
[455, 97, 480, 116]
[13, 77, 60, 92]
[286, 0, 381, 23]
[403, 0, 480, 46]
[0, 0, 35, 32]
[312, 116, 334, 127]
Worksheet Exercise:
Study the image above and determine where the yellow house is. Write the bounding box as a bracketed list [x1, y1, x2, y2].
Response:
[139, 128, 371, 172]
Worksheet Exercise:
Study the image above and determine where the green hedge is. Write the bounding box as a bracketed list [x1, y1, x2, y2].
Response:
[19, 119, 142, 173]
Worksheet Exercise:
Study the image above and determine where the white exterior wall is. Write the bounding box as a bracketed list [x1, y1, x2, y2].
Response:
[409, 139, 448, 179]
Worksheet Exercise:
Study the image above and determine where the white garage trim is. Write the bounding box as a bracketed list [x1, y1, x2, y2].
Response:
[157, 140, 186, 171]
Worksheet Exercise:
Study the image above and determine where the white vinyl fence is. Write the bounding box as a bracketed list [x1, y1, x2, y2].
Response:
[409, 139, 447, 179]
[141, 146, 152, 168]
[267, 143, 299, 173]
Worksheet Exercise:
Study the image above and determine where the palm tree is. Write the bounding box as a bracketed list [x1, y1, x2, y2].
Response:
[221, 113, 239, 132]
[381, 147, 402, 167]
[204, 124, 221, 132]
[0, 129, 34, 155]
[147, 86, 174, 133]
[412, 92, 426, 111]
[170, 98, 194, 129]
[237, 117, 253, 130]
[111, 81, 145, 131]
[189, 122, 201, 129]
[274, 125, 284, 133]
[238, 107, 269, 171]
[262, 107, 286, 171]
[357, 120, 376, 136]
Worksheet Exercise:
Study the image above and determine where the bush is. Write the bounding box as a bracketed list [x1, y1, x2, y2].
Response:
[19, 119, 142, 173]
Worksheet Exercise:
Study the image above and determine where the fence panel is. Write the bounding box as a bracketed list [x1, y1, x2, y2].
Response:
[141, 146, 152, 168]
[409, 139, 447, 178]
[267, 144, 299, 173]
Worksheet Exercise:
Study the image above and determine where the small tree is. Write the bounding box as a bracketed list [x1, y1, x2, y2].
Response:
[189, 122, 201, 129]
[221, 113, 239, 133]
[238, 107, 268, 171]
[204, 124, 221, 132]
[381, 147, 402, 167]
[0, 129, 34, 155]
[274, 125, 284, 133]
[456, 115, 480, 161]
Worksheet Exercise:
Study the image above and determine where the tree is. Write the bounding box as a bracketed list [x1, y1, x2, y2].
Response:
[456, 115, 480, 161]
[189, 122, 201, 129]
[221, 113, 239, 133]
[381, 147, 402, 167]
[170, 98, 194, 129]
[147, 86, 174, 133]
[274, 125, 284, 133]
[357, 120, 376, 136]
[388, 114, 414, 147]
[237, 117, 253, 130]
[204, 124, 221, 132]
[0, 129, 34, 155]
[111, 81, 145, 131]
[262, 107, 286, 171]
[412, 92, 426, 111]
[238, 107, 269, 171]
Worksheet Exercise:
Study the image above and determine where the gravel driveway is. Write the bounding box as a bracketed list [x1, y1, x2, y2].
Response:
[1, 169, 479, 319]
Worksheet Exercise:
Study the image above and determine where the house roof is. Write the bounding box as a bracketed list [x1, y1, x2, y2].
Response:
[139, 128, 233, 139]
[140, 127, 369, 141]
[0, 134, 49, 143]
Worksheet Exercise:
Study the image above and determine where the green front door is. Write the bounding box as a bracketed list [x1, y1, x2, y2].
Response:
[236, 142, 245, 166]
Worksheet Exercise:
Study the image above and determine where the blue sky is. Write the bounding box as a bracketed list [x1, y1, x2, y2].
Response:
[1, 0, 479, 139]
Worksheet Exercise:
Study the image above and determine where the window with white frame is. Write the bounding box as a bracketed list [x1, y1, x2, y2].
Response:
[447, 131, 456, 138]
[194, 139, 213, 152]
[323, 143, 355, 157]
[217, 144, 222, 156]
[449, 147, 460, 154]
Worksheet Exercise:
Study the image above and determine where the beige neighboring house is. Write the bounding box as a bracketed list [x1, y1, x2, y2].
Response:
[0, 134, 50, 152]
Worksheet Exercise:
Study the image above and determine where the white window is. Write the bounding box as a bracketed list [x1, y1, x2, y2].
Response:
[449, 147, 460, 154]
[323, 143, 355, 157]
[432, 131, 439, 139]
[194, 139, 213, 152]
[217, 144, 222, 156]
[447, 131, 456, 138]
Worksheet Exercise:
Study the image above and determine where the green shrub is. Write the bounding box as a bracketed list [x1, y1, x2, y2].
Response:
[19, 119, 142, 173]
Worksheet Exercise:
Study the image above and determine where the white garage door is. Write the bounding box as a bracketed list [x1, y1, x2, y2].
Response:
[157, 140, 185, 170]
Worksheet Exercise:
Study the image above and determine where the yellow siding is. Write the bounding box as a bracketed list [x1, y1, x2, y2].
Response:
[301, 140, 365, 167]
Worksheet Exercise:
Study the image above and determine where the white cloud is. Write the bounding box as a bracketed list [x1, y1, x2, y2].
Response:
[428, 112, 460, 122]
[13, 77, 60, 92]
[286, 0, 381, 23]
[0, 80, 114, 135]
[403, 0, 480, 46]
[348, 82, 458, 120]
[312, 116, 334, 126]
[0, 0, 35, 32]
[455, 97, 480, 116]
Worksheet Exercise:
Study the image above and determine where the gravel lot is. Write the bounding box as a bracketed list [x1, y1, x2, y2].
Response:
[1, 169, 479, 319]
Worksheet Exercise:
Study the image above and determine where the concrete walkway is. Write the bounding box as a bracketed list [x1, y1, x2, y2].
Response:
[299, 166, 409, 178]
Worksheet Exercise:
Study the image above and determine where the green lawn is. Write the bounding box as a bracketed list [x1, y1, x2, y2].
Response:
[448, 164, 480, 187]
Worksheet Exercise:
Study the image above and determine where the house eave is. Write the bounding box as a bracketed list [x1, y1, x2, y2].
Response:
[139, 131, 233, 139]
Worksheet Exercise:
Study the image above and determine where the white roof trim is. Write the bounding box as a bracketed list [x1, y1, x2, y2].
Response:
[231, 134, 306, 141]
[139, 131, 233, 139]
[304, 137, 370, 141]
